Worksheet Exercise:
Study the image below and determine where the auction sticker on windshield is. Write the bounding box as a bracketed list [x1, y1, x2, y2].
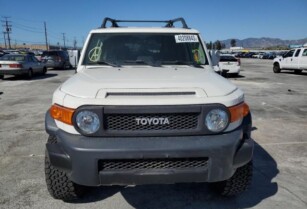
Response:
[175, 34, 199, 43]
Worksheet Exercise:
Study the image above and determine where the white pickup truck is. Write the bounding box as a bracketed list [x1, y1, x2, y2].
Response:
[273, 47, 307, 73]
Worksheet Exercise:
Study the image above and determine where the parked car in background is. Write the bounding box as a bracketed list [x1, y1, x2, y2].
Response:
[253, 52, 265, 59]
[0, 50, 7, 57]
[32, 50, 44, 61]
[2, 49, 20, 54]
[41, 50, 72, 69]
[243, 52, 256, 58]
[273, 47, 307, 74]
[0, 53, 47, 79]
[262, 52, 276, 59]
[219, 55, 241, 76]
[234, 52, 246, 58]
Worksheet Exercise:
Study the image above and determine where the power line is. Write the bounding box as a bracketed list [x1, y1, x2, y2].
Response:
[0, 16, 81, 48]
[10, 17, 42, 24]
[15, 39, 45, 44]
[14, 25, 44, 34]
[12, 21, 42, 31]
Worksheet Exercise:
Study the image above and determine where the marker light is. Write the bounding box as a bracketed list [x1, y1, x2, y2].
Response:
[50, 104, 75, 125]
[228, 103, 250, 123]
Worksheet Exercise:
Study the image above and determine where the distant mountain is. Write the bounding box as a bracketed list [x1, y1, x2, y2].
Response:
[221, 37, 307, 48]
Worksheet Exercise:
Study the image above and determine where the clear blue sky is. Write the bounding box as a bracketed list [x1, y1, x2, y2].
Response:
[0, 0, 306, 47]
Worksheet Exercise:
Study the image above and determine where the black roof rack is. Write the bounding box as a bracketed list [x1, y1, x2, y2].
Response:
[101, 17, 189, 29]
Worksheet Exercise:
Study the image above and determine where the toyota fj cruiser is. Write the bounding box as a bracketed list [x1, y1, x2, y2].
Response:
[45, 17, 253, 200]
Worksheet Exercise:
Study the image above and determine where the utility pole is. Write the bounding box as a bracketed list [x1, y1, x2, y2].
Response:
[3, 32, 7, 48]
[62, 33, 66, 49]
[44, 21, 48, 50]
[2, 17, 12, 49]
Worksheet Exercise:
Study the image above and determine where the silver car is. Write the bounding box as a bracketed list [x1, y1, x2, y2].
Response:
[0, 54, 47, 79]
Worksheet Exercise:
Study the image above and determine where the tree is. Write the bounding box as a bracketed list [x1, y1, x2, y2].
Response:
[221, 43, 226, 49]
[206, 41, 213, 50]
[231, 39, 236, 47]
[214, 40, 222, 50]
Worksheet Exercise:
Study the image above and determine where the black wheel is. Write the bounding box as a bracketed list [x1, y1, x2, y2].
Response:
[294, 70, 302, 74]
[210, 161, 253, 196]
[58, 62, 66, 70]
[273, 63, 281, 73]
[62, 62, 70, 70]
[45, 135, 86, 200]
[61, 64, 66, 70]
[0, 75, 4, 80]
[27, 69, 33, 79]
[42, 67, 47, 75]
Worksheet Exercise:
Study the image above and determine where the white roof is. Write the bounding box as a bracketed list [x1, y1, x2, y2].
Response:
[90, 27, 200, 34]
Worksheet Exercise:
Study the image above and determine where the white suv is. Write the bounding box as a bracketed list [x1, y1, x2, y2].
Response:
[45, 18, 253, 200]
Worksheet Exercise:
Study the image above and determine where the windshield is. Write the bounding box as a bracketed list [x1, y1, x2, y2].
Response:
[42, 51, 58, 56]
[83, 33, 208, 66]
[0, 54, 25, 61]
[220, 56, 238, 62]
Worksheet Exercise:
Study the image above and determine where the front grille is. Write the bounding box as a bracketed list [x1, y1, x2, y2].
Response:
[105, 113, 198, 131]
[98, 158, 208, 171]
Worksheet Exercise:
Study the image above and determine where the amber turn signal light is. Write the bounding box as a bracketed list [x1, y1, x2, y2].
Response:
[50, 104, 75, 125]
[228, 103, 250, 123]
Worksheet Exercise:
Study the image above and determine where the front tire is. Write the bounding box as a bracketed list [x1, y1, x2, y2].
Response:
[45, 136, 86, 200]
[42, 67, 47, 75]
[0, 75, 4, 80]
[273, 63, 281, 73]
[210, 161, 253, 196]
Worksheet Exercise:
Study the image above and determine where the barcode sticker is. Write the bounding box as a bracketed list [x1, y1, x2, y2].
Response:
[175, 35, 199, 43]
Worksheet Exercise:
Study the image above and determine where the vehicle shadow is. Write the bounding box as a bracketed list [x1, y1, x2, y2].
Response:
[228, 74, 245, 79]
[31, 73, 58, 80]
[71, 138, 279, 208]
[118, 141, 278, 209]
[48, 68, 76, 71]
[280, 71, 307, 76]
[2, 73, 58, 81]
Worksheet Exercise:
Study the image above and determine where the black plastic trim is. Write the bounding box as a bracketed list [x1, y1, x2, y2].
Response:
[101, 17, 189, 29]
[44, 109, 254, 186]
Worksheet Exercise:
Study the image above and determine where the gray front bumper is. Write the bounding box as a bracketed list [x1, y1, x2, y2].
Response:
[45, 112, 253, 186]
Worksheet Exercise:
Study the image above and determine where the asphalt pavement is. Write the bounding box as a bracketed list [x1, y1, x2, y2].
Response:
[0, 59, 307, 209]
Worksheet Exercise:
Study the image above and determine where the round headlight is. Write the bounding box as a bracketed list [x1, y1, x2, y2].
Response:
[76, 110, 100, 134]
[205, 109, 229, 132]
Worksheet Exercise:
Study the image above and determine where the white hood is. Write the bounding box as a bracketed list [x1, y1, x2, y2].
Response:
[60, 66, 237, 99]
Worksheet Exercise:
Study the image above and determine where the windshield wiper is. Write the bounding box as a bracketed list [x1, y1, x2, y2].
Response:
[161, 60, 203, 68]
[92, 61, 120, 67]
